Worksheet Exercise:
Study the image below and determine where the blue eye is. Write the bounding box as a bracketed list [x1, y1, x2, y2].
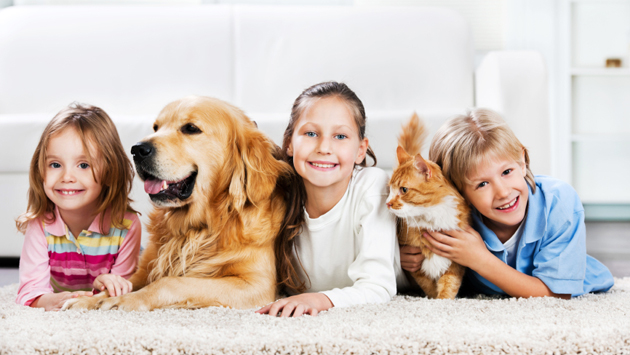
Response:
[335, 134, 347, 140]
[50, 162, 61, 169]
[306, 131, 317, 137]
[79, 163, 90, 169]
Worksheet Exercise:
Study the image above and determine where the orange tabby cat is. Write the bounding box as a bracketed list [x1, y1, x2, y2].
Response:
[386, 113, 469, 299]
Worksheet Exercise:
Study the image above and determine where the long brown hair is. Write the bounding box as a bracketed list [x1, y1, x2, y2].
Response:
[275, 81, 377, 293]
[16, 103, 137, 234]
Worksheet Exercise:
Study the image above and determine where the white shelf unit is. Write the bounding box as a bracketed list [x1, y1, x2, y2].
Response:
[562, 0, 630, 210]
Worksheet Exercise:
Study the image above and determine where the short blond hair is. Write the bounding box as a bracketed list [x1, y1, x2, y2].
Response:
[428, 108, 536, 194]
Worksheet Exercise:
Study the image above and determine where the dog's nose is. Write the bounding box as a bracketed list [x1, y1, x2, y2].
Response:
[131, 142, 154, 160]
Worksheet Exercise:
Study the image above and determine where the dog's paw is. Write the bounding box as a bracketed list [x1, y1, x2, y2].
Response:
[61, 297, 79, 311]
[62, 295, 100, 310]
[96, 293, 151, 312]
[62, 291, 110, 311]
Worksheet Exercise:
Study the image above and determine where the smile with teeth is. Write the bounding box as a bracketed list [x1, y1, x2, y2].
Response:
[497, 196, 518, 210]
[310, 162, 337, 168]
[57, 190, 82, 195]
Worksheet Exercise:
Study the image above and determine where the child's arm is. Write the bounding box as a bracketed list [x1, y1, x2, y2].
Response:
[424, 227, 570, 299]
[30, 290, 93, 311]
[400, 245, 425, 273]
[16, 221, 56, 306]
[99, 213, 141, 296]
[256, 293, 333, 317]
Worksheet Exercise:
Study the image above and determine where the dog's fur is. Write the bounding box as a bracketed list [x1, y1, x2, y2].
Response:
[64, 96, 293, 311]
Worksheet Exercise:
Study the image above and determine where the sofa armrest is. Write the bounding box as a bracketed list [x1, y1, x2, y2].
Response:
[475, 50, 551, 176]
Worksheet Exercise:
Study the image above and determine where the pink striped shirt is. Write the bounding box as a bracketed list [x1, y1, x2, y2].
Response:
[16, 206, 141, 306]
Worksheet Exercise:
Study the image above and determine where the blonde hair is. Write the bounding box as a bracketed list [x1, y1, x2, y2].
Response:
[428, 108, 536, 194]
[16, 103, 137, 233]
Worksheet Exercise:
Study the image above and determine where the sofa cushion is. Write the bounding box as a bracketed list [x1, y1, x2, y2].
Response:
[233, 5, 474, 115]
[0, 114, 155, 172]
[0, 5, 234, 115]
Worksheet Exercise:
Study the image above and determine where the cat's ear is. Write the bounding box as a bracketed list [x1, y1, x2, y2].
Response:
[413, 154, 432, 180]
[396, 146, 412, 164]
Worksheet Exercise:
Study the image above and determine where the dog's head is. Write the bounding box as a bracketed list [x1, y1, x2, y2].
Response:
[132, 96, 289, 210]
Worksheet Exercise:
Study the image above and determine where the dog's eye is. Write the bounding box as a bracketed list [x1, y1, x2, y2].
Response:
[181, 123, 202, 135]
[153, 124, 158, 132]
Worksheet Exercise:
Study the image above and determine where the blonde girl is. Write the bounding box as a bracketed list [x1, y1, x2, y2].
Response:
[16, 103, 141, 311]
[401, 108, 613, 298]
[256, 81, 401, 317]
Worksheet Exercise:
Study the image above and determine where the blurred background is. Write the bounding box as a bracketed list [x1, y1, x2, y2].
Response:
[0, 0, 628, 284]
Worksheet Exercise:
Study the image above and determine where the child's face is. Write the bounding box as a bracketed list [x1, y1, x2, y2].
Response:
[43, 127, 103, 218]
[288, 96, 368, 193]
[462, 154, 529, 239]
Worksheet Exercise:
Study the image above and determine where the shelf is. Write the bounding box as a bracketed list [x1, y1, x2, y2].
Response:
[570, 0, 629, 3]
[571, 134, 630, 142]
[581, 199, 630, 205]
[571, 68, 630, 76]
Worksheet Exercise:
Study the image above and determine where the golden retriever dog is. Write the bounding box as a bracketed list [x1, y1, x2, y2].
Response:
[64, 96, 293, 311]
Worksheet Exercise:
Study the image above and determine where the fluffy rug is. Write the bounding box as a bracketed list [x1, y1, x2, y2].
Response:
[1, 279, 629, 355]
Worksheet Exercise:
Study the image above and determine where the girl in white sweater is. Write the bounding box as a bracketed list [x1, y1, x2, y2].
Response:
[256, 82, 402, 317]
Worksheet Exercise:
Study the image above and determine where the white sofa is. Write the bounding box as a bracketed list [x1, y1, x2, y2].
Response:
[0, 5, 549, 257]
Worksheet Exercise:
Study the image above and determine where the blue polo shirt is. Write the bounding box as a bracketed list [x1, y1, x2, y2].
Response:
[467, 175, 614, 297]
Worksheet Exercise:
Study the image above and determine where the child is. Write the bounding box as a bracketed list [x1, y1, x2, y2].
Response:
[15, 103, 142, 311]
[400, 108, 614, 298]
[256, 81, 401, 317]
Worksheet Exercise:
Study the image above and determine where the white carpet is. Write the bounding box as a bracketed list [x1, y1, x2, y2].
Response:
[1, 279, 629, 354]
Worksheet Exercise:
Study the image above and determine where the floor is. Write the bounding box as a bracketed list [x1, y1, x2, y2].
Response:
[1, 222, 629, 288]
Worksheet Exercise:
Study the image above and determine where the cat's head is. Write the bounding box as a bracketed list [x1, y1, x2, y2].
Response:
[386, 146, 448, 218]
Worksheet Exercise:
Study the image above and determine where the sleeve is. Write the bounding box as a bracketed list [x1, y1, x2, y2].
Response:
[110, 213, 142, 279]
[322, 172, 398, 308]
[532, 204, 587, 296]
[16, 220, 54, 306]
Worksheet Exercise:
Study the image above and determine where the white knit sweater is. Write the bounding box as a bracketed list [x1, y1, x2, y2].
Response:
[290, 167, 405, 308]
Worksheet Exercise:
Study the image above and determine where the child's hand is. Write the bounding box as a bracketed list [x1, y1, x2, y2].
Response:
[255, 293, 333, 317]
[94, 274, 133, 297]
[400, 245, 425, 272]
[424, 226, 490, 269]
[31, 291, 93, 311]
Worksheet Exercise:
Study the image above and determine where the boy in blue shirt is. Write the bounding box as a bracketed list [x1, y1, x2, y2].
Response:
[399, 108, 613, 298]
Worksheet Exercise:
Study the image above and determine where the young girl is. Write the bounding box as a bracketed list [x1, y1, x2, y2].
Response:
[15, 103, 142, 311]
[400, 108, 614, 298]
[256, 81, 401, 317]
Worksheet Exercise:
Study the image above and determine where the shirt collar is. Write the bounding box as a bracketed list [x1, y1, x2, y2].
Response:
[43, 205, 111, 237]
[471, 209, 504, 252]
[521, 181, 546, 245]
[471, 182, 543, 251]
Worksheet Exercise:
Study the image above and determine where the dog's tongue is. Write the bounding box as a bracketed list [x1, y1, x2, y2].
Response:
[144, 179, 164, 194]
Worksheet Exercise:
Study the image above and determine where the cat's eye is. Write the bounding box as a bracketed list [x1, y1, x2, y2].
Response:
[400, 187, 408, 194]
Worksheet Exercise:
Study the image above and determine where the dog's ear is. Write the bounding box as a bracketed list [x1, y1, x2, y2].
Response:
[241, 132, 284, 205]
[228, 143, 247, 212]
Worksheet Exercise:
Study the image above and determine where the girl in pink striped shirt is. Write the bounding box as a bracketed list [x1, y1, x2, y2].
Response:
[15, 103, 141, 311]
